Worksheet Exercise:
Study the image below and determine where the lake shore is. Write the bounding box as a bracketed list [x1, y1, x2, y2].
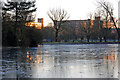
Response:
[2, 42, 120, 48]
[42, 42, 120, 45]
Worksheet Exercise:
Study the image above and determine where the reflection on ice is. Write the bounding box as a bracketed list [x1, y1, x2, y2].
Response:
[1, 44, 119, 78]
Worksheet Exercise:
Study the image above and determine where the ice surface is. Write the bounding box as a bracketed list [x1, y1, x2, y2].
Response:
[1, 44, 120, 78]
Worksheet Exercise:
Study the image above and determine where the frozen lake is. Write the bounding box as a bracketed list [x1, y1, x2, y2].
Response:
[1, 44, 120, 78]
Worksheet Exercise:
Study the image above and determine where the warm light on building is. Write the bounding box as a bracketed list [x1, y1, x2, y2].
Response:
[25, 22, 43, 29]
[25, 18, 44, 29]
[103, 22, 115, 28]
[38, 18, 44, 28]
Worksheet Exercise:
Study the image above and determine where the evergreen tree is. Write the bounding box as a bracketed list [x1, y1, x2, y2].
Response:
[2, 0, 42, 47]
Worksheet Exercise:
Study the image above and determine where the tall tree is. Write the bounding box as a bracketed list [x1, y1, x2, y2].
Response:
[2, 0, 37, 46]
[95, 2, 112, 42]
[2, 11, 17, 46]
[79, 20, 92, 42]
[2, 0, 36, 22]
[97, 0, 120, 41]
[47, 8, 69, 42]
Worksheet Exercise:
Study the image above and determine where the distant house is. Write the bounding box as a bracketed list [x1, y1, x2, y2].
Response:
[25, 18, 44, 29]
[60, 17, 118, 41]
[62, 16, 117, 32]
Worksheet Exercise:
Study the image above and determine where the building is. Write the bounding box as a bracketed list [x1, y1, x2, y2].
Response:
[61, 17, 118, 40]
[38, 18, 44, 28]
[25, 18, 44, 29]
[62, 17, 116, 30]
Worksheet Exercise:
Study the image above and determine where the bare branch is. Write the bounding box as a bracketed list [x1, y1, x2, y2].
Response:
[97, 0, 120, 41]
[47, 8, 69, 42]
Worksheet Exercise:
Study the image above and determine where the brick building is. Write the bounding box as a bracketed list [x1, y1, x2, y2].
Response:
[61, 17, 117, 41]
[62, 17, 116, 30]
[25, 18, 44, 29]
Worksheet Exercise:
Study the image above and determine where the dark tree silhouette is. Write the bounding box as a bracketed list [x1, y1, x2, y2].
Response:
[79, 21, 92, 42]
[2, 0, 36, 22]
[94, 8, 111, 42]
[47, 8, 69, 42]
[2, 0, 43, 47]
[2, 0, 37, 46]
[97, 0, 120, 41]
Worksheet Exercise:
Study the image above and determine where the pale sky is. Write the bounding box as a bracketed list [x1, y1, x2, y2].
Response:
[2, 0, 119, 26]
[36, 0, 119, 26]
[3, 0, 119, 26]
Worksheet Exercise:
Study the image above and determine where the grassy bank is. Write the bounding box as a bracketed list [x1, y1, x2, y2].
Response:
[42, 41, 120, 45]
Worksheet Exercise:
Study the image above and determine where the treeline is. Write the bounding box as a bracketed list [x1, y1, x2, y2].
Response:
[41, 21, 119, 42]
[77, 20, 119, 42]
[43, 0, 120, 43]
[2, 0, 42, 47]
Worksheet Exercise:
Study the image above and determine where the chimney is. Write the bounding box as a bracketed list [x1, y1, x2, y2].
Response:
[41, 18, 44, 28]
[95, 16, 100, 21]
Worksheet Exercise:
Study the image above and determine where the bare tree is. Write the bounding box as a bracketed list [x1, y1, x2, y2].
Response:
[94, 7, 111, 42]
[79, 21, 92, 42]
[97, 0, 120, 41]
[87, 12, 93, 20]
[47, 8, 69, 42]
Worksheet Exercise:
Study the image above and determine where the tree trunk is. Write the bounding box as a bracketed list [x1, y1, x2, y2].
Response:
[87, 37, 90, 42]
[55, 30, 58, 42]
[111, 17, 120, 42]
[15, 2, 19, 46]
[100, 38, 102, 42]
[118, 34, 120, 43]
[104, 37, 107, 42]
